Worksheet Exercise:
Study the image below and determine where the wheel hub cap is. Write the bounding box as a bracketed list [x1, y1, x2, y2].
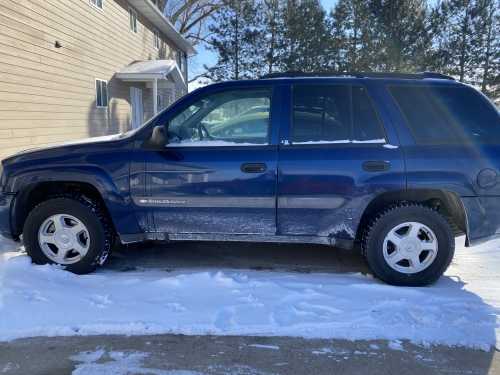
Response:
[38, 214, 91, 265]
[56, 231, 73, 247]
[383, 221, 438, 274]
[402, 239, 419, 253]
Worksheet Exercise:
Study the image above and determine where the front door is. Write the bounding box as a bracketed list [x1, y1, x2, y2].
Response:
[141, 86, 279, 235]
[277, 82, 405, 241]
[130, 87, 144, 129]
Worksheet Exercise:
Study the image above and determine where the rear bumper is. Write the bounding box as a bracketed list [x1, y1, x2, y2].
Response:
[0, 192, 15, 239]
[461, 196, 500, 246]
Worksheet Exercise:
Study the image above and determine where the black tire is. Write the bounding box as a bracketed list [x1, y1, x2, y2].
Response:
[362, 203, 455, 286]
[23, 196, 113, 274]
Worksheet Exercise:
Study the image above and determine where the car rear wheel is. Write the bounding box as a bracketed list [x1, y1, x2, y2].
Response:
[362, 203, 455, 286]
[23, 196, 113, 274]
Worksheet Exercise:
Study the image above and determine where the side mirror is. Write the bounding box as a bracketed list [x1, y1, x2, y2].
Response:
[145, 125, 167, 149]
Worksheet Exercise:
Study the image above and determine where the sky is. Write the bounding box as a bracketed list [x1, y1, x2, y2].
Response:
[188, 0, 339, 82]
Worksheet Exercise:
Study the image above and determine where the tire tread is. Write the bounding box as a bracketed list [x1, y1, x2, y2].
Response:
[23, 193, 114, 273]
[361, 202, 455, 286]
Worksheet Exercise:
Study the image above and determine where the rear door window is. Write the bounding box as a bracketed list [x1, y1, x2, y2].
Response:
[352, 86, 386, 142]
[390, 85, 500, 144]
[292, 84, 386, 144]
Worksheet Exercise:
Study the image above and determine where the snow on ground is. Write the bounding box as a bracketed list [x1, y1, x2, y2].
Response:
[71, 350, 203, 375]
[0, 236, 498, 350]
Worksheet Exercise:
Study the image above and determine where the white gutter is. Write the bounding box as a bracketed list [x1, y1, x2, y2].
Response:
[128, 0, 196, 56]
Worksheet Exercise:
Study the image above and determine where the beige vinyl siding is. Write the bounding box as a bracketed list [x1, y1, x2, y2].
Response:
[0, 0, 186, 159]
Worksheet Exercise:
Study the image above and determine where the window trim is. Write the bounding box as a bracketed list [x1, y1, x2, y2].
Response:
[129, 7, 138, 33]
[95, 79, 108, 108]
[89, 0, 104, 10]
[288, 83, 387, 147]
[164, 87, 275, 148]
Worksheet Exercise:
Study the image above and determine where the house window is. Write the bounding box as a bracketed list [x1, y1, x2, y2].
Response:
[176, 51, 186, 74]
[129, 8, 138, 33]
[153, 29, 160, 49]
[90, 0, 103, 9]
[96, 79, 108, 108]
[176, 50, 181, 68]
[157, 94, 162, 110]
[181, 52, 186, 74]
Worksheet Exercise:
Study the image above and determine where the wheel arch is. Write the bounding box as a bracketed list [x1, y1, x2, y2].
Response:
[9, 167, 140, 239]
[12, 181, 111, 238]
[356, 189, 467, 243]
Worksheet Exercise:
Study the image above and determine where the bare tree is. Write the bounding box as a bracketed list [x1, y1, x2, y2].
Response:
[163, 0, 222, 46]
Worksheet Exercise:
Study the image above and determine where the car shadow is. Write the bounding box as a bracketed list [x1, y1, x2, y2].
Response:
[107, 241, 371, 274]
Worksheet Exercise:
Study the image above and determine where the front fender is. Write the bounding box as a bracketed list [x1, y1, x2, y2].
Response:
[6, 165, 142, 238]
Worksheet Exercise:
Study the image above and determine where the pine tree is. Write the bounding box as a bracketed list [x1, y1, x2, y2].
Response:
[204, 0, 499, 104]
[329, 0, 378, 71]
[369, 0, 431, 71]
[433, 0, 484, 83]
[261, 0, 285, 74]
[473, 0, 500, 95]
[277, 0, 332, 72]
[427, 3, 452, 72]
[207, 0, 262, 81]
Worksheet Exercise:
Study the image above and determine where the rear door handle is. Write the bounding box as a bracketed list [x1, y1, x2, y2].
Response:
[362, 160, 391, 172]
[241, 163, 267, 173]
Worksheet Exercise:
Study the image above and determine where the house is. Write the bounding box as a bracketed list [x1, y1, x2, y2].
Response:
[0, 0, 195, 159]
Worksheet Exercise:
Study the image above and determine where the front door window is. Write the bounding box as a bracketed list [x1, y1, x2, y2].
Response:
[167, 89, 272, 146]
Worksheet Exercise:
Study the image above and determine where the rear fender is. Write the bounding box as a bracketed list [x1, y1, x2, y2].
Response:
[460, 196, 500, 246]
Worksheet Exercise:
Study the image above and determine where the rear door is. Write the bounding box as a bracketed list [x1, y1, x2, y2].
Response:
[277, 81, 405, 241]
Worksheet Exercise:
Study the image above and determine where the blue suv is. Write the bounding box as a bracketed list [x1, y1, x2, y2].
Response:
[1, 72, 499, 286]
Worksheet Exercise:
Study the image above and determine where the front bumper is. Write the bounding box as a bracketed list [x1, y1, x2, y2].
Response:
[0, 192, 15, 239]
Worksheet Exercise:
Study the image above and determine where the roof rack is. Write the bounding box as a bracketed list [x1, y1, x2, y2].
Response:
[260, 71, 454, 80]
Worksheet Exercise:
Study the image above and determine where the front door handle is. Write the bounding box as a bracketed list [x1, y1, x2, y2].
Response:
[362, 160, 391, 172]
[241, 163, 267, 173]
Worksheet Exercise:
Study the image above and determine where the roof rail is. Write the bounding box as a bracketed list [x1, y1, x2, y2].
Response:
[420, 72, 455, 80]
[260, 71, 455, 80]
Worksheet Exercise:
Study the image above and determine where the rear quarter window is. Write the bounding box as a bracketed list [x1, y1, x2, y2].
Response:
[390, 85, 500, 145]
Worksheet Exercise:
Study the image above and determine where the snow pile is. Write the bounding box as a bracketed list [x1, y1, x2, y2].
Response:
[0, 237, 498, 350]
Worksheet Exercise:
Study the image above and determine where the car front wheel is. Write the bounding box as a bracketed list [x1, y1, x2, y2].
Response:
[362, 203, 455, 286]
[23, 196, 113, 274]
